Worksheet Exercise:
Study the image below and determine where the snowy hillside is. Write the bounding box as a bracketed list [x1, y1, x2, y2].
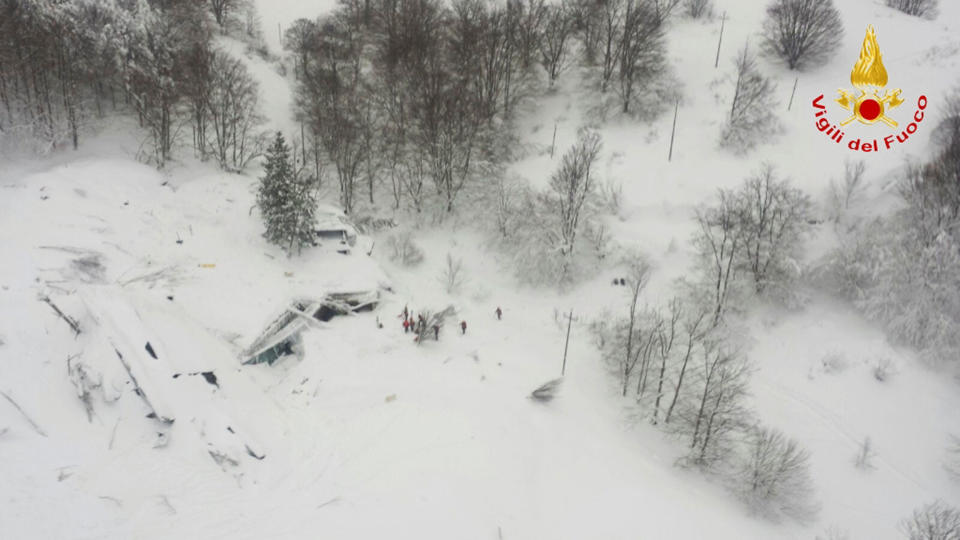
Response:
[3, 0, 960, 539]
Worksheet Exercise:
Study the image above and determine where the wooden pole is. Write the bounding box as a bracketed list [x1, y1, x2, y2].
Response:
[550, 121, 558, 158]
[714, 11, 727, 69]
[301, 121, 306, 166]
[787, 76, 799, 111]
[561, 309, 573, 376]
[668, 99, 679, 162]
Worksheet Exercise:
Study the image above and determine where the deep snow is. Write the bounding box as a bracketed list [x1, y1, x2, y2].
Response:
[2, 0, 960, 539]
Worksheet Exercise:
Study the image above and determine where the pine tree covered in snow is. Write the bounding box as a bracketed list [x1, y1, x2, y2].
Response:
[257, 132, 317, 256]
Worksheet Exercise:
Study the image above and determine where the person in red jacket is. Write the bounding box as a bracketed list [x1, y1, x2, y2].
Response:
[460, 320, 467, 335]
[403, 318, 410, 333]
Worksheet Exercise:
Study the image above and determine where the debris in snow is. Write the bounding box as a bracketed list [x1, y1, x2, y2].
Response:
[413, 306, 456, 345]
[166, 295, 174, 301]
[108, 418, 120, 450]
[245, 444, 265, 460]
[317, 497, 340, 510]
[144, 342, 157, 359]
[200, 371, 218, 388]
[98, 495, 123, 507]
[68, 253, 106, 283]
[354, 215, 397, 233]
[0, 390, 47, 437]
[385, 394, 397, 403]
[113, 348, 174, 425]
[209, 449, 239, 468]
[57, 467, 73, 482]
[67, 354, 102, 422]
[119, 266, 179, 287]
[529, 378, 563, 403]
[157, 495, 177, 515]
[39, 295, 81, 336]
[154, 432, 169, 448]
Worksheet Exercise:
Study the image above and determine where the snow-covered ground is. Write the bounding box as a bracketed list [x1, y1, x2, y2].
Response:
[2, 1, 960, 539]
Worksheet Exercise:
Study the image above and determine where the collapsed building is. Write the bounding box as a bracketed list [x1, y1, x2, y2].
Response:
[240, 291, 379, 365]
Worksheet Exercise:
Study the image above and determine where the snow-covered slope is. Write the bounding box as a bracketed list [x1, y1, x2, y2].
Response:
[3, 0, 960, 538]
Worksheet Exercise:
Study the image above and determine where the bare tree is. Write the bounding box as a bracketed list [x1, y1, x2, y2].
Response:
[651, 298, 681, 424]
[736, 426, 818, 522]
[206, 50, 266, 171]
[539, 2, 574, 86]
[283, 18, 322, 79]
[386, 232, 425, 266]
[439, 253, 467, 294]
[549, 128, 603, 255]
[297, 15, 370, 214]
[684, 0, 713, 18]
[209, 0, 244, 29]
[664, 307, 707, 424]
[616, 257, 653, 396]
[827, 160, 867, 225]
[854, 436, 876, 470]
[595, 0, 626, 92]
[886, 0, 938, 19]
[737, 164, 812, 295]
[617, 0, 666, 114]
[901, 500, 960, 540]
[721, 43, 779, 154]
[694, 190, 743, 326]
[761, 0, 843, 70]
[684, 341, 751, 467]
[816, 525, 850, 540]
[648, 0, 682, 26]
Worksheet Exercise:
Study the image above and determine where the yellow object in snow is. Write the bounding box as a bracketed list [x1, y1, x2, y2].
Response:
[198, 263, 216, 268]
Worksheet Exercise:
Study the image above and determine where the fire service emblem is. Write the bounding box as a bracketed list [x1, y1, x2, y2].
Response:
[811, 25, 927, 153]
[836, 25, 903, 127]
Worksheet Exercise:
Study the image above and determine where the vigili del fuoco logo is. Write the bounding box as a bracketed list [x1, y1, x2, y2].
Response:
[811, 25, 927, 153]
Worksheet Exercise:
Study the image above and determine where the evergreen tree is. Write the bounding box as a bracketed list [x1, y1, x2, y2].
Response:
[257, 132, 317, 255]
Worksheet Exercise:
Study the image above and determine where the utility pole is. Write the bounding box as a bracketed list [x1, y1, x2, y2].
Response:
[561, 309, 573, 376]
[787, 77, 799, 111]
[301, 121, 306, 165]
[550, 121, 558, 158]
[715, 11, 727, 69]
[668, 99, 679, 162]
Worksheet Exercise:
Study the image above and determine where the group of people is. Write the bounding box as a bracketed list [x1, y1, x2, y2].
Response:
[400, 309, 435, 338]
[397, 305, 503, 341]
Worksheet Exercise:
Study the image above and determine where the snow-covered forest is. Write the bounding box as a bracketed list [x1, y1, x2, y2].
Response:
[1, 0, 959, 538]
